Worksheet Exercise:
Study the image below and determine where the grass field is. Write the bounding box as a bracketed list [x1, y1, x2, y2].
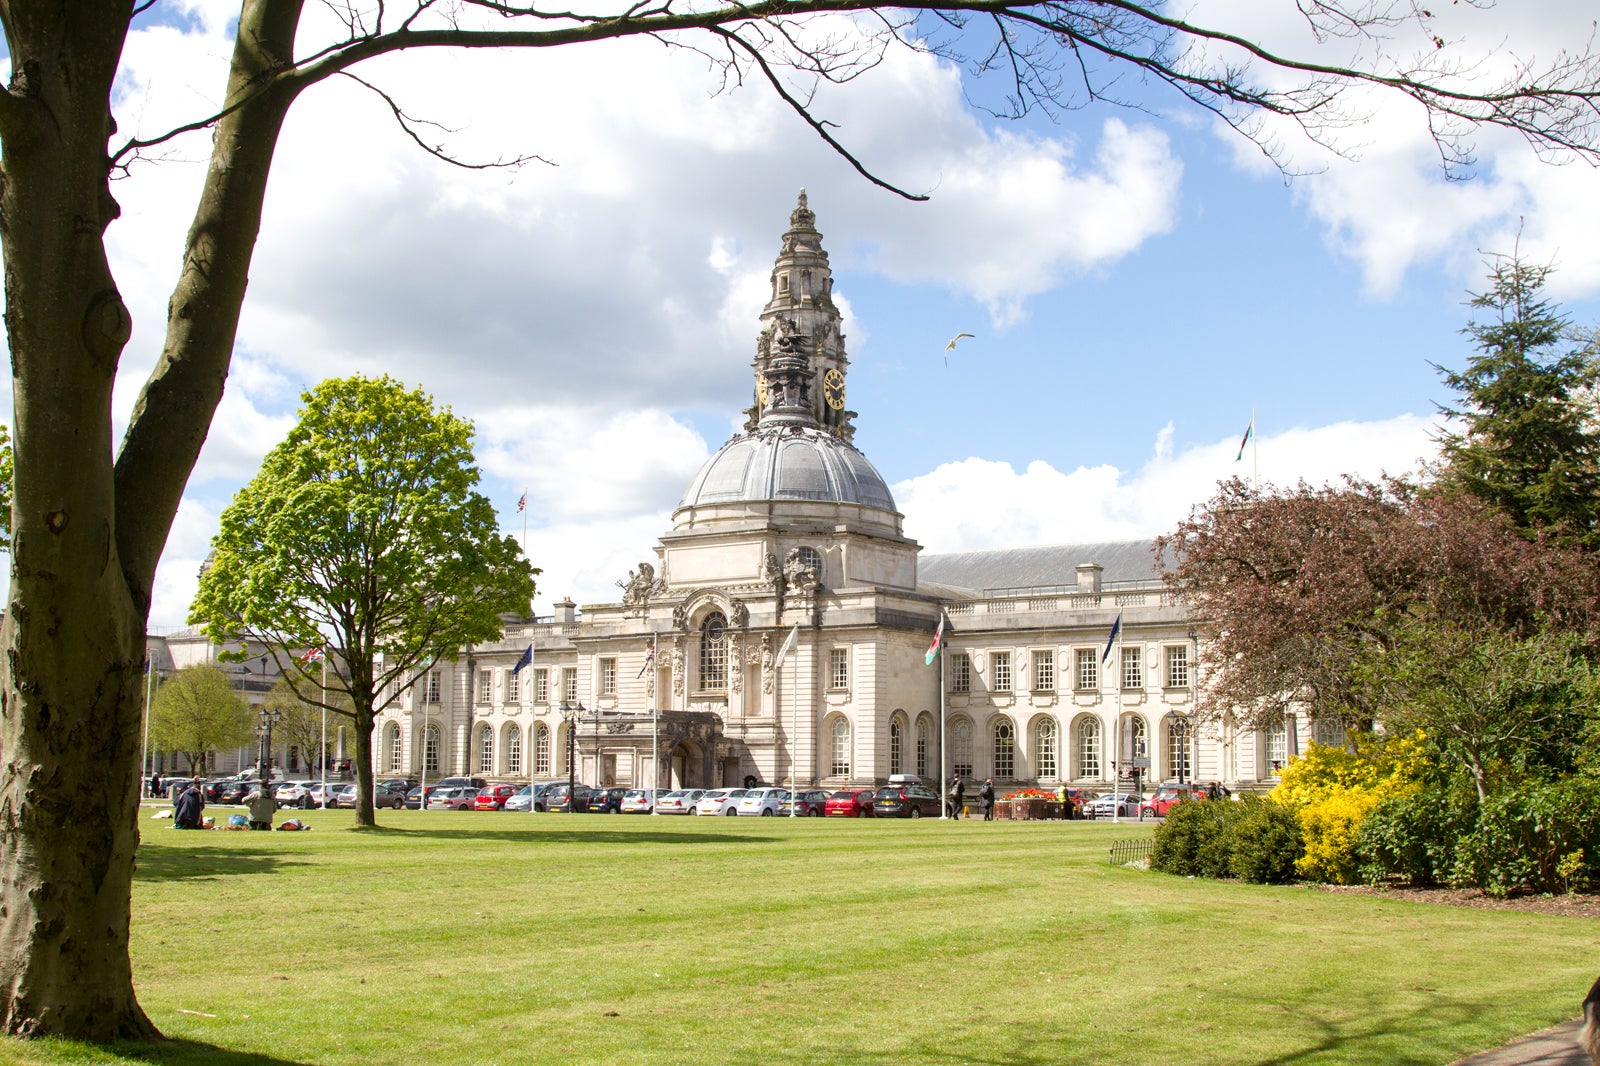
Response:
[6, 807, 1596, 1065]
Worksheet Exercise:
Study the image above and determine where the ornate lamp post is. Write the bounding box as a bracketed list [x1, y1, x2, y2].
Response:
[255, 706, 282, 795]
[559, 701, 585, 809]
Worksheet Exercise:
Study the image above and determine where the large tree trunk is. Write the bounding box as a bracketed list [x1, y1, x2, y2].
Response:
[0, 0, 304, 1038]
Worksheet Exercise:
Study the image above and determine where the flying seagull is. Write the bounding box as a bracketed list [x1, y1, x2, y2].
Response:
[943, 333, 975, 367]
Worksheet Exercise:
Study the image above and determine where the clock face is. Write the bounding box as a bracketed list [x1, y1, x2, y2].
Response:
[823, 368, 846, 410]
[756, 374, 769, 406]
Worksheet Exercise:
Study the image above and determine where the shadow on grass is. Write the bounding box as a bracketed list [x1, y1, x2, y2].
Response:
[134, 848, 308, 883]
[34, 1036, 315, 1066]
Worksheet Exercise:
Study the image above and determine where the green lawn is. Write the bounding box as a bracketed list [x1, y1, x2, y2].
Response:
[6, 808, 1594, 1065]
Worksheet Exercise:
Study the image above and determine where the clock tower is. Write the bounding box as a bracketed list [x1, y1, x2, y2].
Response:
[745, 190, 855, 441]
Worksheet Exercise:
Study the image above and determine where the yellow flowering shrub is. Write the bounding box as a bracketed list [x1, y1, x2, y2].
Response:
[1270, 733, 1432, 884]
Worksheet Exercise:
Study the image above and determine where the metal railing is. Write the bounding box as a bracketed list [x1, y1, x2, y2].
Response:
[1108, 839, 1153, 866]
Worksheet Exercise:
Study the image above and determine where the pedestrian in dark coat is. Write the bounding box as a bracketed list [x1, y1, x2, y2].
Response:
[174, 783, 204, 829]
[149, 771, 162, 799]
[948, 775, 965, 819]
[980, 779, 996, 820]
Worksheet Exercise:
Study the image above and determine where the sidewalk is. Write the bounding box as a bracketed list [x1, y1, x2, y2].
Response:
[1453, 1020, 1590, 1065]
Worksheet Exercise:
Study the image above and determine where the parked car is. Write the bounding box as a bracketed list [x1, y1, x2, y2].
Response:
[405, 785, 424, 810]
[693, 788, 746, 816]
[421, 776, 487, 805]
[620, 788, 669, 814]
[780, 789, 831, 817]
[825, 788, 877, 817]
[272, 781, 319, 809]
[735, 787, 790, 816]
[1139, 783, 1203, 820]
[543, 782, 592, 813]
[346, 782, 407, 810]
[872, 782, 942, 818]
[529, 781, 564, 811]
[653, 789, 705, 815]
[588, 786, 628, 814]
[218, 780, 253, 805]
[426, 785, 478, 810]
[473, 784, 519, 811]
[306, 782, 344, 808]
[379, 777, 418, 797]
[1085, 792, 1141, 820]
[503, 785, 535, 812]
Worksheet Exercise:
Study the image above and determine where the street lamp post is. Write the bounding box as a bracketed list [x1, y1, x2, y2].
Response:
[560, 701, 585, 810]
[255, 706, 282, 796]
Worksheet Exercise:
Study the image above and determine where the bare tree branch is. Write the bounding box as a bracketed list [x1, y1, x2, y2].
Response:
[337, 71, 555, 170]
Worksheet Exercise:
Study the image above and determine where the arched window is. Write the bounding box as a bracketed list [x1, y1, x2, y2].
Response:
[506, 724, 522, 776]
[534, 723, 551, 777]
[889, 716, 904, 776]
[915, 717, 930, 778]
[385, 722, 402, 772]
[422, 724, 441, 775]
[476, 723, 495, 775]
[1076, 718, 1100, 779]
[992, 718, 1015, 778]
[1035, 718, 1058, 780]
[1128, 716, 1147, 760]
[952, 719, 973, 777]
[1265, 719, 1287, 775]
[830, 717, 851, 777]
[1166, 717, 1191, 782]
[700, 612, 728, 691]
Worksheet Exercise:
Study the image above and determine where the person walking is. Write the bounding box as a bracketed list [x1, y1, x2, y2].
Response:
[948, 774, 965, 819]
[149, 771, 162, 799]
[980, 779, 996, 821]
[245, 786, 276, 831]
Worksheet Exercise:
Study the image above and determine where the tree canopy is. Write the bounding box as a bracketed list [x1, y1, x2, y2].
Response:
[190, 375, 539, 827]
[148, 665, 254, 776]
[1435, 255, 1600, 548]
[4, 0, 1600, 1044]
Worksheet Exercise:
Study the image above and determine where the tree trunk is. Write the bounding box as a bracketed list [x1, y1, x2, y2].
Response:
[0, 0, 303, 1038]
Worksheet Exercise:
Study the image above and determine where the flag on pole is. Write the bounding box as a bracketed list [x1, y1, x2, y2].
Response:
[924, 613, 947, 666]
[636, 639, 656, 679]
[299, 646, 324, 664]
[511, 643, 533, 675]
[1235, 417, 1254, 462]
[777, 623, 800, 661]
[515, 493, 527, 513]
[1100, 611, 1122, 664]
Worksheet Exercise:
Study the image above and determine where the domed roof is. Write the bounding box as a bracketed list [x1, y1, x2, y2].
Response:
[676, 425, 897, 514]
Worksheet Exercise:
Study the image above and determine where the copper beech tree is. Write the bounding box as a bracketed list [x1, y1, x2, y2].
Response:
[3, 0, 1600, 1043]
[1158, 476, 1600, 737]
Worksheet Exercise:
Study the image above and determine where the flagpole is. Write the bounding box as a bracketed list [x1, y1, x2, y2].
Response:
[938, 641, 947, 820]
[789, 632, 797, 818]
[141, 653, 155, 796]
[1113, 622, 1123, 825]
[320, 654, 327, 807]
[1251, 408, 1258, 493]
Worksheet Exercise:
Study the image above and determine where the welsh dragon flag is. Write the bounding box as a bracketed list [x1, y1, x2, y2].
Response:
[925, 614, 946, 666]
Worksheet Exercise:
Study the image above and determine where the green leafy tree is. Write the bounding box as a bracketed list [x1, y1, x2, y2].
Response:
[190, 375, 538, 830]
[148, 665, 253, 777]
[1435, 255, 1600, 546]
[5, 0, 1600, 1045]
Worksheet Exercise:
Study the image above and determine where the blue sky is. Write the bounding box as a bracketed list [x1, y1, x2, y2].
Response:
[28, 0, 1600, 626]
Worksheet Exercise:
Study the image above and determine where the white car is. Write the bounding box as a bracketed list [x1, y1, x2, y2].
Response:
[734, 787, 790, 816]
[503, 785, 534, 812]
[693, 788, 746, 816]
[654, 789, 705, 815]
[1086, 792, 1141, 819]
[306, 782, 342, 808]
[272, 781, 318, 809]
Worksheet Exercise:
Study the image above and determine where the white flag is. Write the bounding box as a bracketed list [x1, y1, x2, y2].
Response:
[777, 623, 800, 660]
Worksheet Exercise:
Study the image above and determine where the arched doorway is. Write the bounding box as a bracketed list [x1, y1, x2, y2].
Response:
[665, 739, 707, 789]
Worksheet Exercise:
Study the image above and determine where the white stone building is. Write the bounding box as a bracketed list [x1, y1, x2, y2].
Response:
[151, 194, 1309, 792]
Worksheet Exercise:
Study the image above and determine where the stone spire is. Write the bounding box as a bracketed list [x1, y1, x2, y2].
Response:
[744, 191, 854, 441]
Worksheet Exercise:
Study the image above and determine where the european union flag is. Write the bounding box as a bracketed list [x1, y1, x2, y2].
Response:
[511, 644, 533, 675]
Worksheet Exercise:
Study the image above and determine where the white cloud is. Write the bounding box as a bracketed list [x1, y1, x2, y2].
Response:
[895, 413, 1441, 553]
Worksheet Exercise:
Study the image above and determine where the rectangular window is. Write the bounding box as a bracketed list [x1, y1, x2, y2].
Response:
[951, 653, 971, 693]
[1120, 646, 1143, 690]
[506, 670, 520, 704]
[424, 670, 441, 704]
[829, 648, 848, 690]
[533, 668, 548, 705]
[1166, 646, 1190, 688]
[600, 657, 617, 696]
[562, 667, 577, 705]
[992, 651, 1011, 693]
[476, 670, 492, 704]
[1032, 649, 1054, 692]
[1075, 648, 1098, 690]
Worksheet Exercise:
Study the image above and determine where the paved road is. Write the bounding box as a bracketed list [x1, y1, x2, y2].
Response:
[1453, 1020, 1591, 1066]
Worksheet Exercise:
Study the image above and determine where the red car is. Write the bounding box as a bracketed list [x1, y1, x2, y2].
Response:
[1138, 783, 1204, 820]
[473, 784, 518, 810]
[825, 788, 877, 817]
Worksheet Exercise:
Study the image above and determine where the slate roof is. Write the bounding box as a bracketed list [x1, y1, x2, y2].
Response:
[917, 541, 1164, 596]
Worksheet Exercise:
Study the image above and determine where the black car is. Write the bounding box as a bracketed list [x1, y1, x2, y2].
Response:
[587, 786, 627, 814]
[218, 780, 254, 805]
[379, 777, 418, 797]
[872, 783, 942, 818]
[405, 786, 424, 810]
[543, 782, 592, 813]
